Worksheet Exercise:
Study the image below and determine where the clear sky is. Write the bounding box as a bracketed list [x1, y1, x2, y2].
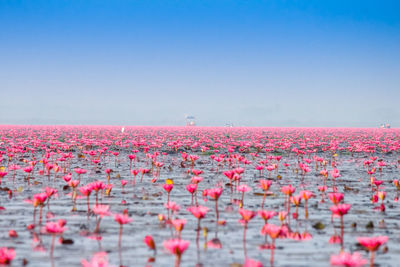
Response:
[1, 0, 399, 127]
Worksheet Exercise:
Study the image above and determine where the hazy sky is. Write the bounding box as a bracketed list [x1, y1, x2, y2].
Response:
[1, 0, 399, 127]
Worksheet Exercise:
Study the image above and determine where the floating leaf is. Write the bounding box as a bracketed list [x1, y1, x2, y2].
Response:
[365, 221, 374, 229]
[152, 192, 162, 197]
[312, 222, 325, 230]
[61, 238, 74, 245]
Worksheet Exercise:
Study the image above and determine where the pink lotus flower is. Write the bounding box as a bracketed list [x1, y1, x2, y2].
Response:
[187, 206, 209, 219]
[192, 169, 203, 176]
[206, 187, 223, 200]
[329, 192, 344, 204]
[114, 213, 132, 225]
[163, 239, 189, 256]
[238, 208, 257, 223]
[0, 247, 16, 264]
[243, 258, 263, 267]
[357, 236, 388, 252]
[330, 169, 341, 179]
[259, 179, 272, 191]
[114, 212, 132, 247]
[330, 251, 367, 267]
[186, 184, 197, 194]
[23, 166, 33, 173]
[63, 173, 72, 182]
[45, 219, 67, 234]
[329, 234, 342, 244]
[79, 185, 92, 196]
[0, 171, 7, 179]
[320, 169, 329, 177]
[223, 170, 235, 180]
[8, 230, 18, 238]
[281, 184, 295, 196]
[164, 202, 180, 213]
[81, 251, 114, 267]
[330, 204, 351, 217]
[163, 239, 190, 267]
[74, 168, 87, 175]
[91, 181, 106, 192]
[258, 210, 277, 222]
[290, 195, 302, 206]
[191, 176, 203, 184]
[278, 211, 288, 223]
[261, 223, 287, 240]
[163, 184, 174, 193]
[45, 187, 58, 198]
[318, 185, 327, 192]
[234, 167, 245, 174]
[256, 165, 264, 171]
[144, 235, 156, 251]
[299, 190, 314, 200]
[8, 164, 20, 171]
[172, 219, 186, 235]
[393, 179, 399, 189]
[92, 205, 111, 217]
[45, 219, 67, 256]
[68, 179, 80, 188]
[237, 184, 251, 193]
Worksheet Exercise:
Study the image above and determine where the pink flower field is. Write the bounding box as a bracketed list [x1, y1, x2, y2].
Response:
[0, 125, 399, 266]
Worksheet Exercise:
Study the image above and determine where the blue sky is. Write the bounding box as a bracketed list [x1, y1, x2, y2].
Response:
[1, 0, 399, 127]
